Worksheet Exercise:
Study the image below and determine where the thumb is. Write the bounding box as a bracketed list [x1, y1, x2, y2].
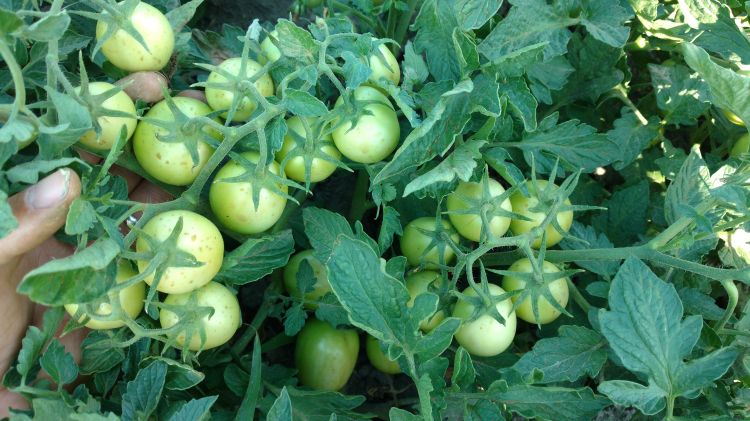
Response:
[0, 168, 81, 265]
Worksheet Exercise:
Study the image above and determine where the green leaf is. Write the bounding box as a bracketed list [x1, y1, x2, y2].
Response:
[20, 12, 70, 42]
[121, 360, 167, 421]
[591, 181, 649, 247]
[377, 205, 402, 252]
[65, 198, 98, 236]
[165, 0, 204, 32]
[303, 207, 354, 262]
[214, 230, 294, 285]
[283, 89, 328, 117]
[5, 158, 81, 184]
[676, 6, 750, 63]
[413, 0, 463, 81]
[499, 77, 537, 132]
[275, 20, 319, 64]
[664, 147, 712, 225]
[648, 64, 710, 126]
[0, 8, 23, 36]
[578, 0, 631, 48]
[236, 336, 263, 421]
[0, 189, 17, 239]
[80, 331, 126, 374]
[455, 0, 503, 30]
[39, 340, 78, 387]
[606, 108, 660, 170]
[486, 382, 610, 421]
[267, 387, 293, 421]
[597, 380, 666, 415]
[167, 396, 217, 421]
[283, 387, 368, 420]
[560, 223, 619, 278]
[403, 139, 486, 197]
[142, 357, 204, 391]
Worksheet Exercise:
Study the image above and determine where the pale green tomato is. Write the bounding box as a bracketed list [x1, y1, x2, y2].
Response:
[368, 42, 400, 86]
[332, 87, 400, 164]
[95, 2, 174, 72]
[405, 271, 446, 332]
[295, 318, 359, 391]
[731, 133, 750, 157]
[276, 116, 341, 183]
[205, 57, 274, 122]
[452, 283, 516, 357]
[722, 108, 745, 126]
[209, 151, 288, 234]
[446, 179, 512, 242]
[133, 97, 219, 186]
[501, 258, 569, 324]
[159, 281, 241, 351]
[366, 335, 401, 374]
[509, 180, 574, 248]
[283, 250, 331, 308]
[260, 30, 281, 64]
[77, 82, 137, 150]
[65, 261, 145, 330]
[400, 217, 460, 268]
[333, 85, 394, 109]
[136, 210, 224, 294]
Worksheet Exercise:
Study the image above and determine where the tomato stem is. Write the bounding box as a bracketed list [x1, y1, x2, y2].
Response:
[348, 169, 370, 223]
[715, 279, 738, 334]
[566, 278, 591, 313]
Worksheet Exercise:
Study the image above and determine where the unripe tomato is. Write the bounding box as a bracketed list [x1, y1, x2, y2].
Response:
[209, 151, 288, 234]
[501, 258, 570, 324]
[405, 271, 446, 332]
[205, 57, 274, 122]
[65, 261, 145, 330]
[295, 318, 359, 391]
[276, 116, 341, 183]
[452, 283, 516, 357]
[731, 133, 750, 157]
[77, 82, 137, 150]
[159, 281, 241, 351]
[721, 108, 744, 126]
[400, 217, 460, 268]
[96, 2, 174, 72]
[259, 30, 281, 64]
[368, 42, 400, 86]
[446, 178, 513, 242]
[366, 335, 400, 374]
[332, 86, 400, 164]
[133, 97, 219, 186]
[136, 210, 224, 294]
[283, 250, 331, 308]
[509, 180, 573, 248]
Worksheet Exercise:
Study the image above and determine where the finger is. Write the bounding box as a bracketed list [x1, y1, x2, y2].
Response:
[0, 169, 82, 265]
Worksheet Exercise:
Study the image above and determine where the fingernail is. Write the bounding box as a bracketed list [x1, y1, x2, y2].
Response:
[26, 169, 71, 210]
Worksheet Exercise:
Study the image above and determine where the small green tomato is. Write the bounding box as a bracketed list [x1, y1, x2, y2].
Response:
[205, 57, 274, 122]
[731, 133, 750, 157]
[276, 116, 341, 183]
[501, 258, 570, 325]
[77, 82, 137, 150]
[509, 180, 574, 248]
[283, 250, 332, 308]
[452, 284, 517, 357]
[368, 42, 400, 86]
[260, 30, 281, 64]
[400, 217, 460, 268]
[366, 335, 401, 375]
[405, 271, 446, 332]
[446, 178, 513, 242]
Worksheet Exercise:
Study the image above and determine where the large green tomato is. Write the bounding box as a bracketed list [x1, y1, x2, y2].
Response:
[205, 57, 274, 122]
[446, 178, 512, 242]
[501, 258, 569, 324]
[65, 261, 145, 330]
[283, 250, 331, 308]
[77, 82, 137, 150]
[509, 180, 574, 248]
[96, 2, 174, 72]
[332, 86, 400, 164]
[368, 42, 400, 86]
[159, 281, 241, 351]
[133, 97, 219, 186]
[405, 271, 446, 332]
[452, 283, 517, 357]
[400, 217, 460, 268]
[136, 210, 224, 294]
[276, 116, 341, 183]
[259, 30, 281, 64]
[366, 335, 400, 375]
[731, 133, 750, 157]
[295, 318, 360, 391]
[209, 151, 288, 234]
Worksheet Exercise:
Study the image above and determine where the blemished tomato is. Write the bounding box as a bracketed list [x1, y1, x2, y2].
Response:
[405, 271, 446, 332]
[446, 178, 513, 242]
[509, 180, 574, 248]
[501, 258, 570, 324]
[77, 82, 137, 150]
[368, 42, 400, 86]
[209, 151, 288, 234]
[205, 57, 275, 122]
[295, 318, 360, 391]
[400, 217, 460, 268]
[366, 334, 401, 375]
[731, 133, 750, 157]
[64, 261, 145, 330]
[332, 86, 400, 164]
[136, 210, 224, 294]
[159, 281, 241, 351]
[275, 116, 341, 183]
[283, 250, 332, 308]
[95, 1, 174, 72]
[452, 283, 517, 357]
[260, 30, 281, 64]
[133, 97, 219, 186]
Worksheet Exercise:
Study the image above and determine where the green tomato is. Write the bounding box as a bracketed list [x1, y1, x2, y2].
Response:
[133, 97, 219, 186]
[64, 261, 145, 330]
[332, 87, 400, 164]
[209, 151, 288, 234]
[295, 318, 360, 391]
[260, 30, 281, 64]
[283, 250, 331, 308]
[276, 116, 341, 183]
[722, 108, 745, 126]
[452, 283, 516, 357]
[446, 178, 512, 242]
[159, 281, 241, 351]
[400, 217, 460, 268]
[727, 228, 750, 265]
[731, 133, 750, 157]
[136, 210, 224, 294]
[366, 335, 400, 375]
[96, 1, 174, 72]
[368, 42, 400, 86]
[405, 271, 446, 332]
[77, 82, 137, 150]
[501, 258, 570, 324]
[205, 57, 274, 122]
[509, 180, 574, 248]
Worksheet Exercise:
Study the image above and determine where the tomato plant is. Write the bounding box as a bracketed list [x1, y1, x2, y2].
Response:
[501, 258, 570, 325]
[295, 318, 360, 391]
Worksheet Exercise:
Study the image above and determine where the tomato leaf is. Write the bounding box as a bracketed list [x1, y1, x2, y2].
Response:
[121, 360, 167, 421]
[39, 340, 78, 387]
[214, 230, 294, 285]
[167, 396, 218, 421]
